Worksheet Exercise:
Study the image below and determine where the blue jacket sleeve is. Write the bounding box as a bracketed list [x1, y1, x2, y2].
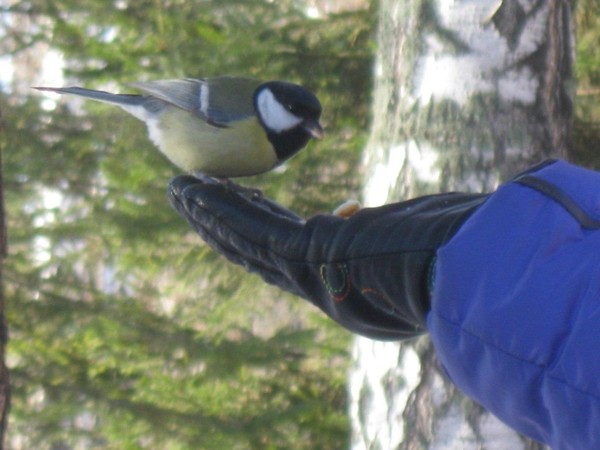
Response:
[428, 160, 600, 449]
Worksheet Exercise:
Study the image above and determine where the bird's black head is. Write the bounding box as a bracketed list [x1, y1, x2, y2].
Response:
[254, 81, 323, 163]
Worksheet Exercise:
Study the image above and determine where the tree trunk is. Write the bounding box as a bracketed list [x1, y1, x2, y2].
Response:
[350, 1, 574, 449]
[0, 104, 11, 449]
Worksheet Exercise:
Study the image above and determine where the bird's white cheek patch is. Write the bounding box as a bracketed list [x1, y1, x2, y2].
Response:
[256, 88, 302, 133]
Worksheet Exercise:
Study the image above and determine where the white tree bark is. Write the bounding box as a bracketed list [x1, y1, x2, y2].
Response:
[350, 1, 574, 449]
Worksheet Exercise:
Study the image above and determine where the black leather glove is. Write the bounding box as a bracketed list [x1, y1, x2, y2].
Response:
[168, 176, 488, 340]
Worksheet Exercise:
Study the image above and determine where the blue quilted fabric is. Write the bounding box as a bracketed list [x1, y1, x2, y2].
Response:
[428, 160, 600, 449]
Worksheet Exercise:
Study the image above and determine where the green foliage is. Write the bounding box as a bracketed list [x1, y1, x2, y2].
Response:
[9, 292, 348, 449]
[574, 0, 600, 87]
[572, 0, 600, 168]
[2, 0, 374, 448]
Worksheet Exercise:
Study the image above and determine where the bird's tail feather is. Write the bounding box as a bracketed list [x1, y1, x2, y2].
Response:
[34, 86, 146, 107]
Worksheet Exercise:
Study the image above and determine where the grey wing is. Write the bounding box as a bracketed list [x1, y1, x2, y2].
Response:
[129, 77, 259, 127]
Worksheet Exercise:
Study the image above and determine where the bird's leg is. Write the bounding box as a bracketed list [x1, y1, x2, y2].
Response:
[191, 171, 263, 199]
[211, 176, 264, 201]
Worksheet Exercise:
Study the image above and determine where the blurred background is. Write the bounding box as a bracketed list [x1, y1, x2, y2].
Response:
[2, 1, 374, 448]
[0, 0, 598, 449]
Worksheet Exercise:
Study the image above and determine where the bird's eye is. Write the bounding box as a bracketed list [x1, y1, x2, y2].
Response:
[286, 104, 296, 113]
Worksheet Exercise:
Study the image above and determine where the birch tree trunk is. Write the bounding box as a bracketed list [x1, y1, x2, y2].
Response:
[350, 1, 574, 449]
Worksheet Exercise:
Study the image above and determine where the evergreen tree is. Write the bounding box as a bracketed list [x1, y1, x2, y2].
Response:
[2, 1, 375, 448]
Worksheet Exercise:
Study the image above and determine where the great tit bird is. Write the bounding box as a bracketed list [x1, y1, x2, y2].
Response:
[35, 77, 324, 177]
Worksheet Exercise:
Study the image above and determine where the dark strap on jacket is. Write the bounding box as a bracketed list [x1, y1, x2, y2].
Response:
[515, 174, 600, 230]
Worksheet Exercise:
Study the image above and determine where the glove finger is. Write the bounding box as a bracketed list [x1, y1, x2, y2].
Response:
[169, 176, 303, 221]
[181, 208, 307, 298]
[169, 178, 314, 297]
[168, 175, 307, 272]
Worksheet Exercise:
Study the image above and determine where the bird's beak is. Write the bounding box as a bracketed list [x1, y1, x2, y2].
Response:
[303, 119, 324, 139]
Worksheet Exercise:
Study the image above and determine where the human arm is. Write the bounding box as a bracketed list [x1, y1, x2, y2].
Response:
[168, 176, 487, 340]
